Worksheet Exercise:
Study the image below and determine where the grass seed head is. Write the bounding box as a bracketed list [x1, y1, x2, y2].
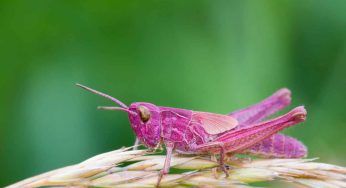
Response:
[7, 147, 346, 188]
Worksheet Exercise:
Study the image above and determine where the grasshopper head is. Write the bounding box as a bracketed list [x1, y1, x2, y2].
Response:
[76, 84, 162, 148]
[128, 102, 161, 148]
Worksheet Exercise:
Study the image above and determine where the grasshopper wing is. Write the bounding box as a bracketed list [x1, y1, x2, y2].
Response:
[192, 111, 238, 134]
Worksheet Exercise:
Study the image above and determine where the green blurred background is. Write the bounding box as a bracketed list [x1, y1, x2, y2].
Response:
[1, 0, 346, 186]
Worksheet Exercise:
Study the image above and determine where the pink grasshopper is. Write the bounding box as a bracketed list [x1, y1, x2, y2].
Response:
[77, 84, 307, 186]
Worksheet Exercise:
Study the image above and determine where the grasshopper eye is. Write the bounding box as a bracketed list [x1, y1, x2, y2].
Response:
[137, 105, 151, 123]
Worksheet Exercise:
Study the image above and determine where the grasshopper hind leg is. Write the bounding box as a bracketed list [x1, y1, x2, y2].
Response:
[219, 146, 230, 178]
[210, 154, 219, 178]
[194, 142, 232, 178]
[211, 150, 234, 179]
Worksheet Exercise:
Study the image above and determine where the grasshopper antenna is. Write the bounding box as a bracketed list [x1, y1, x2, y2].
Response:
[98, 106, 136, 115]
[76, 83, 128, 109]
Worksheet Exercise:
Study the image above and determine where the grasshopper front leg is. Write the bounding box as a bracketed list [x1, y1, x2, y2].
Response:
[156, 141, 174, 187]
[132, 138, 140, 150]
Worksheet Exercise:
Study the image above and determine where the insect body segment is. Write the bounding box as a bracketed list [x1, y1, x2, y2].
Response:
[77, 84, 308, 187]
[245, 133, 307, 158]
[128, 102, 161, 148]
[160, 108, 192, 143]
[158, 108, 217, 154]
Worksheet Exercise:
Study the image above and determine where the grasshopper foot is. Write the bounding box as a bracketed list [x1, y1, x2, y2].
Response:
[218, 146, 230, 178]
[220, 164, 230, 178]
[210, 154, 219, 178]
[156, 170, 166, 187]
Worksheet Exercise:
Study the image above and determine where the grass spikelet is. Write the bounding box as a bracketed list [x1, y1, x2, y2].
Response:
[7, 147, 346, 188]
